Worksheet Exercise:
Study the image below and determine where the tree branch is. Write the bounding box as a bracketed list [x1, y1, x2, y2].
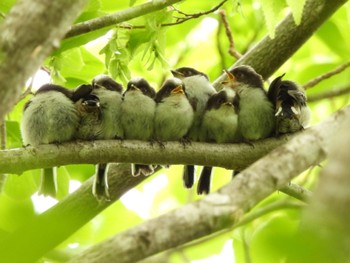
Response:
[65, 0, 183, 38]
[68, 105, 350, 263]
[0, 0, 88, 120]
[219, 9, 242, 60]
[290, 109, 350, 262]
[0, 163, 147, 263]
[212, 0, 348, 88]
[303, 61, 350, 89]
[0, 136, 292, 175]
[308, 85, 350, 102]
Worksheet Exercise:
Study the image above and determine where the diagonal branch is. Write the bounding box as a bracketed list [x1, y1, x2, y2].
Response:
[212, 0, 348, 88]
[308, 85, 350, 102]
[303, 61, 350, 89]
[68, 105, 350, 263]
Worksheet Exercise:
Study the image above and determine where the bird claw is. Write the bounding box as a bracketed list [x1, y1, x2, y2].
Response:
[179, 137, 191, 147]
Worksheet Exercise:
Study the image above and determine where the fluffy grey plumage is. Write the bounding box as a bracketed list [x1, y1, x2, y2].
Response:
[21, 84, 80, 197]
[92, 74, 124, 139]
[89, 75, 124, 201]
[225, 65, 275, 141]
[267, 74, 311, 135]
[171, 67, 216, 190]
[198, 90, 240, 195]
[121, 77, 156, 177]
[154, 77, 194, 142]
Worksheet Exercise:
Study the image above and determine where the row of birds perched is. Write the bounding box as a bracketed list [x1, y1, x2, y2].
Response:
[20, 65, 311, 201]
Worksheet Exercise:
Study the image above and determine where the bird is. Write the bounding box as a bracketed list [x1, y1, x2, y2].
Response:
[223, 65, 275, 142]
[88, 75, 124, 201]
[198, 89, 240, 194]
[171, 67, 216, 189]
[20, 83, 82, 198]
[120, 77, 156, 177]
[267, 74, 311, 136]
[154, 77, 194, 143]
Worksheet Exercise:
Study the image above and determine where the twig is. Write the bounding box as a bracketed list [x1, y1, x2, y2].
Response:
[219, 9, 242, 59]
[308, 85, 350, 102]
[279, 182, 312, 201]
[216, 18, 227, 69]
[303, 61, 350, 89]
[67, 0, 228, 34]
[241, 228, 252, 263]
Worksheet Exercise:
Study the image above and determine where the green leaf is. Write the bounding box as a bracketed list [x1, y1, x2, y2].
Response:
[6, 121, 22, 149]
[260, 0, 285, 38]
[285, 0, 306, 25]
[3, 172, 39, 200]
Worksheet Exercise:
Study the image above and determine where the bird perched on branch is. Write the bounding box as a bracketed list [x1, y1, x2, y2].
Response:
[199, 89, 240, 194]
[267, 73, 311, 135]
[84, 75, 125, 201]
[121, 77, 156, 177]
[154, 77, 194, 144]
[171, 67, 216, 190]
[223, 65, 275, 142]
[21, 84, 84, 198]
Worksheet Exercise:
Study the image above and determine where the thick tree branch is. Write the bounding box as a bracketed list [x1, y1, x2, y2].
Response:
[0, 136, 292, 175]
[69, 105, 350, 263]
[65, 0, 183, 38]
[289, 111, 350, 262]
[212, 0, 348, 88]
[0, 0, 88, 120]
[0, 163, 146, 263]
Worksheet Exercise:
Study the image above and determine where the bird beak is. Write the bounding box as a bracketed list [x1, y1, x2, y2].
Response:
[171, 85, 185, 95]
[221, 70, 237, 87]
[224, 101, 233, 107]
[171, 70, 184, 79]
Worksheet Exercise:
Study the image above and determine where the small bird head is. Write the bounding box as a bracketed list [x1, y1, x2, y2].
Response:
[81, 94, 100, 112]
[125, 77, 156, 98]
[223, 65, 264, 90]
[92, 74, 123, 93]
[206, 90, 236, 112]
[155, 78, 185, 102]
[171, 67, 209, 81]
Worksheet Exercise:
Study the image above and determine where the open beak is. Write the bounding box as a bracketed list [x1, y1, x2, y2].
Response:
[171, 85, 185, 95]
[221, 70, 237, 87]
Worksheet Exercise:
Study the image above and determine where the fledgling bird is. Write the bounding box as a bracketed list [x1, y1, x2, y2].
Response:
[267, 74, 311, 135]
[121, 77, 156, 177]
[223, 65, 275, 142]
[171, 67, 216, 189]
[154, 77, 194, 143]
[89, 75, 124, 201]
[21, 84, 81, 197]
[198, 90, 240, 194]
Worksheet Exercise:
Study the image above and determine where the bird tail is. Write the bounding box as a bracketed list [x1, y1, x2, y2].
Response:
[197, 166, 212, 195]
[93, 163, 111, 201]
[183, 165, 195, 189]
[39, 167, 57, 198]
[132, 164, 154, 177]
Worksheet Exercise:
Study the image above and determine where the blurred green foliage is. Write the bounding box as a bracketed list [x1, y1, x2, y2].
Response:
[0, 0, 350, 262]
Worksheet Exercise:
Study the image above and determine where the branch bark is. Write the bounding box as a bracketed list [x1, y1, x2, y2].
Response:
[289, 112, 350, 262]
[0, 136, 291, 175]
[69, 105, 350, 263]
[0, 0, 88, 120]
[65, 0, 183, 38]
[212, 0, 348, 88]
